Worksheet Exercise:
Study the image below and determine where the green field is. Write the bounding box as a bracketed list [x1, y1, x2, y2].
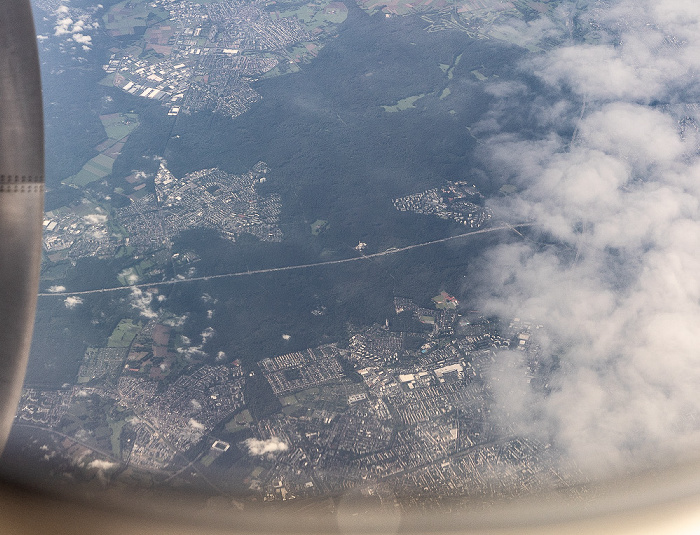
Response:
[108, 319, 143, 348]
[64, 167, 104, 187]
[310, 219, 329, 235]
[104, 0, 168, 36]
[200, 451, 217, 466]
[295, 387, 320, 402]
[63, 154, 114, 186]
[447, 54, 462, 80]
[432, 291, 458, 310]
[382, 94, 425, 113]
[100, 113, 140, 140]
[225, 409, 254, 432]
[281, 394, 298, 406]
[108, 417, 127, 457]
[63, 113, 139, 186]
[278, 0, 347, 29]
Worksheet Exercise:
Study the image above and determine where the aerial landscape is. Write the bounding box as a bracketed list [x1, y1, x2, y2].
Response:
[5, 0, 700, 516]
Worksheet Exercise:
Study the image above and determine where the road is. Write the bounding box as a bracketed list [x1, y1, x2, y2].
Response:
[39, 223, 531, 297]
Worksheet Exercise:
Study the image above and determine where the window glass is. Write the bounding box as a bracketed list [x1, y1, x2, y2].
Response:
[4, 0, 700, 513]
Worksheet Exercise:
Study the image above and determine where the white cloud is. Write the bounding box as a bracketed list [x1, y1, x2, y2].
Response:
[52, 6, 95, 52]
[188, 418, 204, 430]
[129, 287, 158, 318]
[244, 437, 288, 456]
[47, 285, 66, 293]
[88, 460, 117, 471]
[54, 17, 73, 36]
[120, 268, 139, 285]
[163, 314, 187, 327]
[175, 329, 214, 359]
[473, 0, 700, 478]
[64, 296, 83, 309]
[83, 213, 107, 225]
[200, 327, 215, 344]
[72, 33, 91, 46]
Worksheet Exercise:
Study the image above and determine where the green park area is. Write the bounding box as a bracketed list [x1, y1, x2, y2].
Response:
[108, 416, 127, 457]
[108, 319, 143, 348]
[225, 409, 254, 433]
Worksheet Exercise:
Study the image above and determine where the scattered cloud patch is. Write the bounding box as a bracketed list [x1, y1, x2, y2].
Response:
[51, 5, 96, 51]
[244, 437, 288, 456]
[64, 296, 83, 309]
[129, 287, 158, 319]
[200, 327, 215, 345]
[188, 418, 204, 430]
[119, 268, 139, 285]
[72, 33, 92, 46]
[88, 460, 117, 471]
[47, 285, 66, 293]
[163, 314, 187, 327]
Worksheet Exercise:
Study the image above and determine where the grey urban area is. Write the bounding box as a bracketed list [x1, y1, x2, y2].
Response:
[18, 291, 582, 508]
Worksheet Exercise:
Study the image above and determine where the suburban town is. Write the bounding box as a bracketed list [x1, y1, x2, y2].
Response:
[393, 181, 493, 229]
[16, 289, 580, 507]
[41, 160, 281, 266]
[102, 0, 348, 118]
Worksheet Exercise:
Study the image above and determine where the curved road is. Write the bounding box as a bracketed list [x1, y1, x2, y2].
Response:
[39, 223, 530, 297]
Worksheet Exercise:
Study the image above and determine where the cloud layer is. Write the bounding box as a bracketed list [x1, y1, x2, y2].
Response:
[474, 0, 700, 477]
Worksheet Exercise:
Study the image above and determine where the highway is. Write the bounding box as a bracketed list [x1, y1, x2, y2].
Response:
[38, 223, 530, 297]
